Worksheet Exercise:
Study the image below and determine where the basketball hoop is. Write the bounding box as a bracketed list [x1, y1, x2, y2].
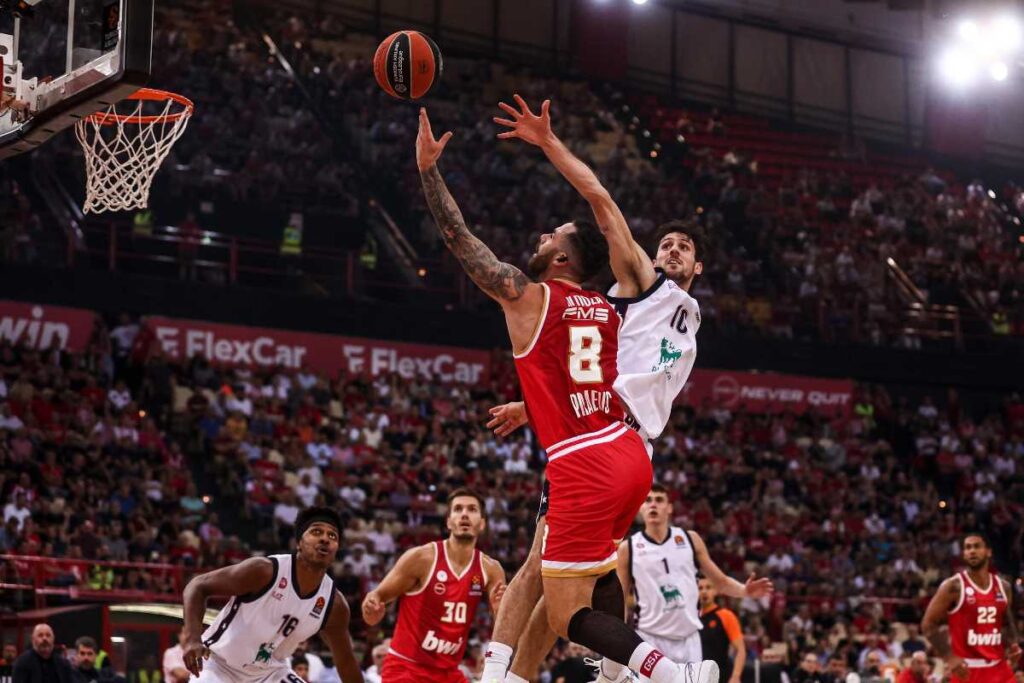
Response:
[75, 88, 193, 214]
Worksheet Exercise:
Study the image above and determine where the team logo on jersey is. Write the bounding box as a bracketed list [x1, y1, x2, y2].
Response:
[278, 578, 288, 589]
[651, 338, 683, 374]
[253, 642, 275, 665]
[311, 596, 326, 617]
[659, 584, 684, 611]
[437, 570, 448, 582]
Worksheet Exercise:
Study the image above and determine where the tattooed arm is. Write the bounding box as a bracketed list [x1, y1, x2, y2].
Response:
[1002, 576, 1023, 664]
[415, 108, 544, 350]
[419, 164, 531, 302]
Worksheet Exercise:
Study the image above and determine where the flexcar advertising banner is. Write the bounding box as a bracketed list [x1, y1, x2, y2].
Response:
[680, 369, 854, 417]
[145, 316, 490, 384]
[0, 300, 96, 352]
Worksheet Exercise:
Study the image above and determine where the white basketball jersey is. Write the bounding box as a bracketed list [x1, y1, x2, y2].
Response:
[630, 527, 702, 640]
[608, 273, 699, 440]
[202, 554, 335, 673]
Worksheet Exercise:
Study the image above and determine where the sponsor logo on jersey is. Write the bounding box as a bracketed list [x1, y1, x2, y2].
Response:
[311, 596, 325, 617]
[271, 590, 285, 601]
[437, 570, 448, 582]
[967, 629, 1002, 647]
[659, 583, 685, 611]
[253, 642, 275, 665]
[421, 630, 464, 656]
[278, 578, 288, 589]
[433, 583, 446, 595]
[651, 338, 683, 374]
[563, 305, 610, 323]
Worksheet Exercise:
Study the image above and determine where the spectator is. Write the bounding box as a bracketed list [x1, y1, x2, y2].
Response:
[3, 493, 31, 532]
[342, 544, 376, 579]
[362, 642, 388, 683]
[12, 624, 71, 683]
[858, 651, 885, 683]
[791, 652, 826, 683]
[900, 625, 926, 656]
[292, 656, 309, 682]
[161, 629, 188, 683]
[289, 642, 324, 683]
[70, 637, 122, 683]
[896, 652, 929, 683]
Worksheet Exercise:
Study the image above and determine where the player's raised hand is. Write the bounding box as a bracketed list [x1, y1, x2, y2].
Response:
[487, 401, 528, 437]
[362, 591, 387, 626]
[181, 639, 210, 678]
[493, 95, 554, 147]
[743, 574, 774, 599]
[416, 108, 453, 172]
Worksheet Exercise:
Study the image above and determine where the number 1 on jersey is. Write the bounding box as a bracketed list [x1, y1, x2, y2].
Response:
[569, 326, 602, 384]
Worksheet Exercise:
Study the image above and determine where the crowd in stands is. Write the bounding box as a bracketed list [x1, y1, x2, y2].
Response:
[1, 311, 1022, 681]
[3, 2, 1021, 344]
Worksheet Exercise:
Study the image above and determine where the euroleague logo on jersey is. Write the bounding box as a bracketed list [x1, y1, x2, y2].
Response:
[470, 574, 483, 597]
[311, 596, 326, 617]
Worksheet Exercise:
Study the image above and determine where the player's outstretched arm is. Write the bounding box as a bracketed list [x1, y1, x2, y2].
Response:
[417, 108, 541, 309]
[494, 95, 656, 295]
[361, 544, 434, 625]
[690, 531, 773, 600]
[181, 557, 276, 676]
[321, 591, 366, 683]
[922, 577, 967, 678]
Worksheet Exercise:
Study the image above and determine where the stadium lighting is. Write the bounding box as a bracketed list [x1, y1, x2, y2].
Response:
[958, 20, 980, 42]
[632, 0, 649, 4]
[990, 61, 1009, 81]
[939, 48, 978, 86]
[993, 16, 1023, 52]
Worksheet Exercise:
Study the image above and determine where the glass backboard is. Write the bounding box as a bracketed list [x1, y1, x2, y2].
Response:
[0, 0, 152, 158]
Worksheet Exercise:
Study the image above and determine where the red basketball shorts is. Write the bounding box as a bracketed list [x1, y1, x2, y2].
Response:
[954, 661, 1016, 683]
[381, 654, 467, 683]
[541, 423, 652, 578]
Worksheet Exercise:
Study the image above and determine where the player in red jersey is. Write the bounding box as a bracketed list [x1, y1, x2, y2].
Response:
[922, 534, 1021, 683]
[361, 489, 506, 682]
[419, 108, 698, 683]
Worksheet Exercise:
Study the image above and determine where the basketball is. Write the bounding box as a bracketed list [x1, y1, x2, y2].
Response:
[373, 30, 443, 100]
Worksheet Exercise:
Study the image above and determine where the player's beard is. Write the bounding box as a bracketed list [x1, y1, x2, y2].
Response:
[527, 250, 555, 279]
[964, 556, 987, 570]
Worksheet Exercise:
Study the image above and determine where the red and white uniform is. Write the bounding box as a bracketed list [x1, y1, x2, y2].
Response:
[383, 541, 486, 682]
[948, 571, 1016, 683]
[514, 279, 653, 577]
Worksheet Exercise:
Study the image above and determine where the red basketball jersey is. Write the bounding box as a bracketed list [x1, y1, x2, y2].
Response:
[948, 571, 1009, 662]
[388, 541, 486, 671]
[514, 279, 625, 453]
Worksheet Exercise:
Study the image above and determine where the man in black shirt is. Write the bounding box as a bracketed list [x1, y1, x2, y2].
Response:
[12, 624, 72, 683]
[69, 637, 122, 683]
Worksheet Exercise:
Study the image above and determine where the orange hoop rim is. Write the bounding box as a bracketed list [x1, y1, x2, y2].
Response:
[85, 88, 194, 126]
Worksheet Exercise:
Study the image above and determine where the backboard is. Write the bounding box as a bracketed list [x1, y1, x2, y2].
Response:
[0, 0, 152, 159]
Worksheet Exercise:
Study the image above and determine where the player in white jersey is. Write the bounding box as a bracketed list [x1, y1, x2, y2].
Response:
[479, 96, 713, 683]
[180, 507, 364, 683]
[620, 485, 772, 663]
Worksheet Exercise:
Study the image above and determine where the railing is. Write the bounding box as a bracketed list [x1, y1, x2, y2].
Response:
[885, 257, 964, 347]
[0, 554, 207, 609]
[66, 220, 465, 305]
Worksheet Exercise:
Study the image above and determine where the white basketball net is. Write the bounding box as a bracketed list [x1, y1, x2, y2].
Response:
[75, 95, 192, 214]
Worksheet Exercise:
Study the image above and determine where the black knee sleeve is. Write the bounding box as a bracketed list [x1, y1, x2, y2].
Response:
[592, 570, 625, 620]
[566, 607, 643, 667]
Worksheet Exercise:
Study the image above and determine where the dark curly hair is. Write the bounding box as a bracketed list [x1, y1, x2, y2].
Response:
[652, 220, 707, 261]
[566, 218, 609, 282]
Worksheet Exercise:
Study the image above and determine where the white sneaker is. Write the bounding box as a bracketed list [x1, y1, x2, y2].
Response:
[585, 658, 637, 683]
[677, 660, 721, 683]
